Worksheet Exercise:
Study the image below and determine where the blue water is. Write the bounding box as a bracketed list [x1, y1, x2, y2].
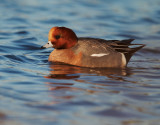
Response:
[0, 0, 160, 125]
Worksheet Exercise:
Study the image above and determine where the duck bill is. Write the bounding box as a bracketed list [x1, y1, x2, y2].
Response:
[41, 41, 53, 49]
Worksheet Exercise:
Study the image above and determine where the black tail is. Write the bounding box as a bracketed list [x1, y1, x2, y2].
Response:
[123, 43, 145, 63]
[110, 39, 145, 63]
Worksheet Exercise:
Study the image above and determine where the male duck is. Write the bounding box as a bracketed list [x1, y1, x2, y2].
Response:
[41, 27, 145, 68]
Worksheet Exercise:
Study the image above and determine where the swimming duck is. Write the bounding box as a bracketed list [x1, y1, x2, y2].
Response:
[41, 26, 145, 68]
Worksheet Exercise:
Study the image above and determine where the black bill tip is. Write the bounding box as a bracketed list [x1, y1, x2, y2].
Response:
[41, 46, 46, 49]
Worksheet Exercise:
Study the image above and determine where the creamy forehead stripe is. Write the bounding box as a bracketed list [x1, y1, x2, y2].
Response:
[91, 53, 109, 57]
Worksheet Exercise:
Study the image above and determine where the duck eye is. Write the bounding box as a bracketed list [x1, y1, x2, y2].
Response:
[55, 35, 61, 39]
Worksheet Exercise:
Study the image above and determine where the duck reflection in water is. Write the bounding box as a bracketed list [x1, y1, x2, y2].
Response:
[43, 63, 133, 104]
[45, 62, 131, 80]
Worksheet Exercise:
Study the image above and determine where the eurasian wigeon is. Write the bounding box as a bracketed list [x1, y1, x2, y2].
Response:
[41, 26, 145, 68]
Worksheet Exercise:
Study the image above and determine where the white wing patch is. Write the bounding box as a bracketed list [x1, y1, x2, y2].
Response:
[91, 53, 109, 57]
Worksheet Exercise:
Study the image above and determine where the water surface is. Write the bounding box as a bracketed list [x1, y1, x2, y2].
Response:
[0, 0, 160, 125]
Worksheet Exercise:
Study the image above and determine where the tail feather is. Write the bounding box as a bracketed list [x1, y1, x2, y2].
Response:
[123, 44, 145, 63]
[110, 39, 145, 63]
[115, 39, 135, 45]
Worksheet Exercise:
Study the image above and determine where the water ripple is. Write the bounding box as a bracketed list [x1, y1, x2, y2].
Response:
[14, 30, 29, 35]
[39, 18, 67, 24]
[0, 0, 160, 125]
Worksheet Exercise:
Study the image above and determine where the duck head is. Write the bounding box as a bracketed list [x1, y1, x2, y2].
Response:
[41, 27, 78, 49]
